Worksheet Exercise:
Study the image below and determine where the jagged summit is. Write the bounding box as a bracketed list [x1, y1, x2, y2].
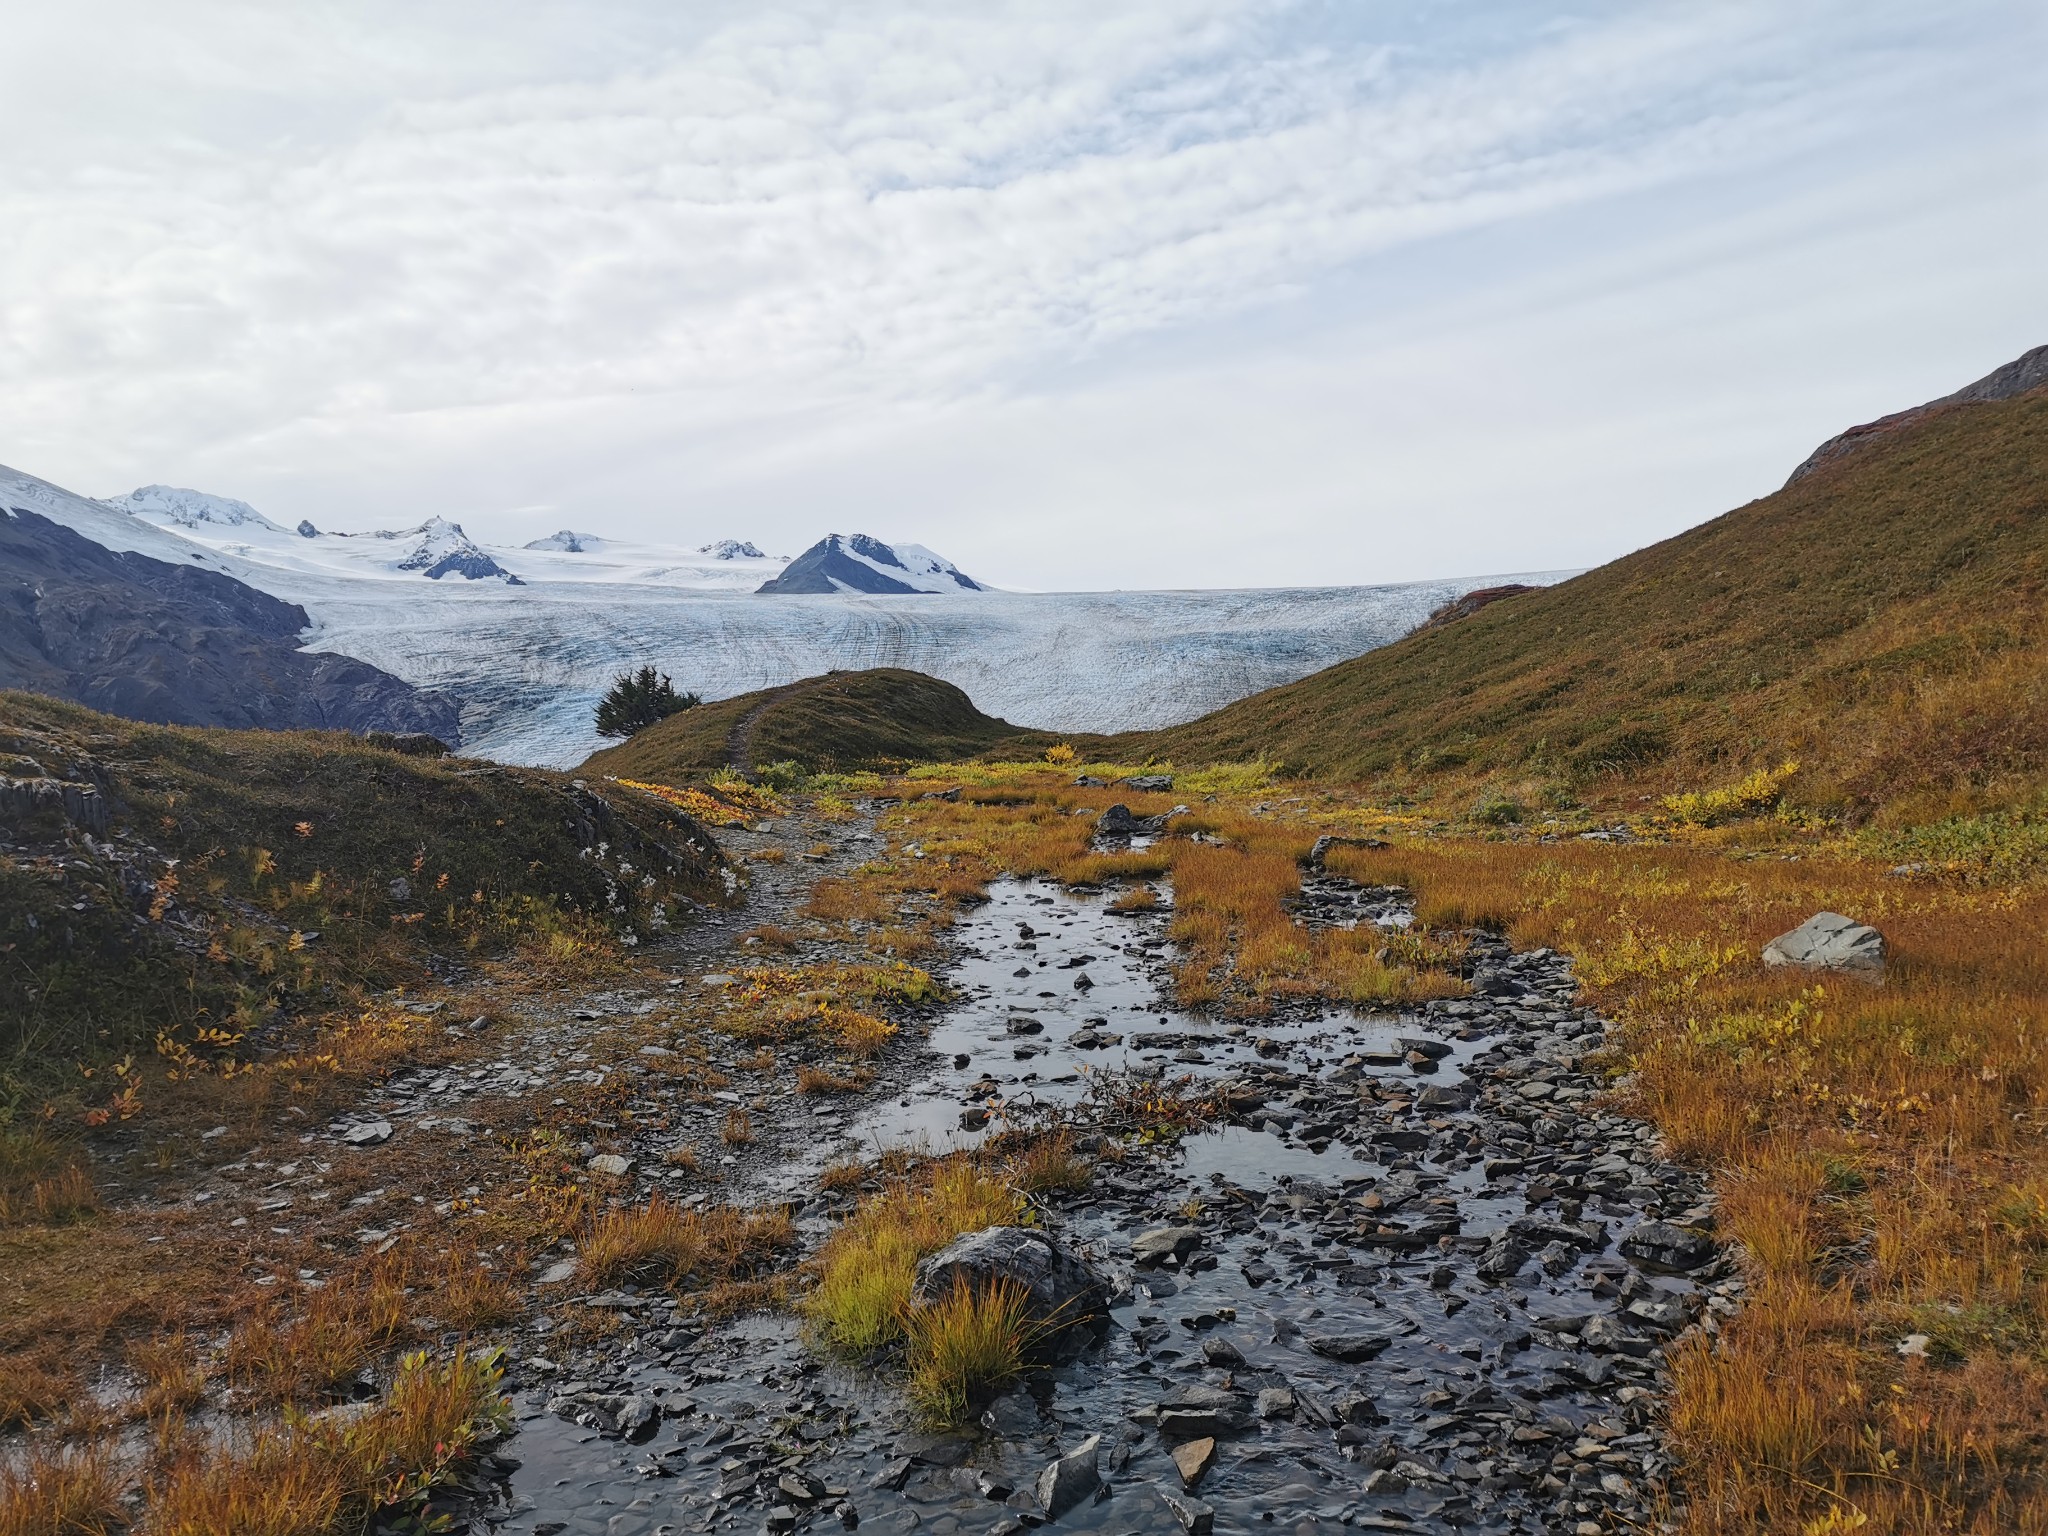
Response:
[350, 515, 522, 583]
[756, 533, 984, 595]
[699, 538, 769, 560]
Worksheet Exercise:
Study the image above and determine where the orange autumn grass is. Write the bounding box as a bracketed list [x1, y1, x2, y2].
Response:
[1327, 836, 2048, 1534]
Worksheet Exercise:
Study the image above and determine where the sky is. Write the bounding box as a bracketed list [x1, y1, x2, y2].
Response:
[2, 1, 2043, 591]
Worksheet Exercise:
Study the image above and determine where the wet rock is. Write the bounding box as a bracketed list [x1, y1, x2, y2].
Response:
[1131, 1225, 1203, 1266]
[1199, 1336, 1244, 1367]
[1332, 1390, 1378, 1426]
[1170, 1437, 1215, 1488]
[1476, 1233, 1529, 1280]
[1762, 911, 1885, 980]
[1163, 1492, 1215, 1536]
[959, 1106, 991, 1130]
[613, 1395, 659, 1443]
[1005, 1018, 1044, 1035]
[911, 1227, 1106, 1346]
[1306, 1331, 1392, 1363]
[1256, 1387, 1295, 1420]
[1619, 1221, 1716, 1273]
[1034, 1434, 1101, 1519]
[779, 1472, 828, 1503]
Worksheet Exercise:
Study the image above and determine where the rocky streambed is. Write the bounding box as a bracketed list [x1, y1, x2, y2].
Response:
[481, 869, 1735, 1536]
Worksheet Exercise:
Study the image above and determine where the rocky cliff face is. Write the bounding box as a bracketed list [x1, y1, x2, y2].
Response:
[0, 507, 460, 741]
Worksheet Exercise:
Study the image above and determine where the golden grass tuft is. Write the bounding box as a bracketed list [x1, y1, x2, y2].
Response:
[721, 1108, 755, 1145]
[797, 1064, 870, 1095]
[142, 1348, 508, 1536]
[579, 1196, 793, 1291]
[226, 1257, 411, 1406]
[903, 1276, 1036, 1425]
[999, 1131, 1092, 1195]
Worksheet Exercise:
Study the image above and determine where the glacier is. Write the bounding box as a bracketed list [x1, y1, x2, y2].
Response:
[2, 462, 1568, 768]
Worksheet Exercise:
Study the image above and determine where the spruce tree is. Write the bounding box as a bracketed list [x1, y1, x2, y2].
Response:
[594, 667, 699, 738]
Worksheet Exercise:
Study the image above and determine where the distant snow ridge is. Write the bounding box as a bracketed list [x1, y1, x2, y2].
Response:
[757, 533, 984, 594]
[104, 484, 286, 534]
[699, 538, 768, 560]
[524, 529, 603, 553]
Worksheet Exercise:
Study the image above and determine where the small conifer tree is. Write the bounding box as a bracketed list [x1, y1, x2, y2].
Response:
[595, 667, 699, 738]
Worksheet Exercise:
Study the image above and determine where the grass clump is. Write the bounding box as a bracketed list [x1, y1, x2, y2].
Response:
[0, 1441, 123, 1536]
[903, 1277, 1037, 1425]
[579, 1197, 793, 1291]
[144, 1348, 509, 1536]
[806, 1162, 1025, 1358]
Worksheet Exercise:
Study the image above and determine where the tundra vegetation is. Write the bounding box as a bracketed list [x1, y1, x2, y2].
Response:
[8, 368, 2048, 1534]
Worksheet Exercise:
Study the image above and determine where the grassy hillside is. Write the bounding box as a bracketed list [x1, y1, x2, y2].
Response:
[586, 668, 1044, 779]
[1138, 386, 2048, 814]
[0, 691, 725, 1108]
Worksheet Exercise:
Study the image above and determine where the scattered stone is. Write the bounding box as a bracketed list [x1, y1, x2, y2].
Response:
[1131, 1225, 1203, 1266]
[341, 1120, 392, 1147]
[1170, 1437, 1215, 1488]
[1034, 1435, 1101, 1519]
[1256, 1387, 1295, 1420]
[1619, 1221, 1717, 1273]
[586, 1153, 634, 1176]
[1306, 1331, 1392, 1363]
[1162, 1492, 1215, 1536]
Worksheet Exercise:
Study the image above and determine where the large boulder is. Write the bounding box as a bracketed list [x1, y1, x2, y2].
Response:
[1762, 912, 1885, 980]
[911, 1226, 1106, 1349]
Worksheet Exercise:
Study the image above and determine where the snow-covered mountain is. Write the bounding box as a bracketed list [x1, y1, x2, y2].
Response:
[104, 483, 287, 533]
[757, 533, 984, 594]
[2, 461, 1571, 767]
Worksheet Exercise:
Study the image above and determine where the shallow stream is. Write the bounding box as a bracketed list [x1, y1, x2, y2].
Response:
[490, 877, 1727, 1536]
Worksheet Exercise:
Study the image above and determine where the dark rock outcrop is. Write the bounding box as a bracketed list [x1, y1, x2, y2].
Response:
[1410, 584, 1537, 634]
[1787, 342, 2048, 484]
[0, 507, 460, 740]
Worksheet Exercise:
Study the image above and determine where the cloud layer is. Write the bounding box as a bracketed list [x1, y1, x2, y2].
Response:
[2, 0, 2041, 587]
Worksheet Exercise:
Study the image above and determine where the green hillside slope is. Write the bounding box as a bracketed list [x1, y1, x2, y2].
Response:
[1140, 386, 2048, 811]
[585, 667, 1044, 780]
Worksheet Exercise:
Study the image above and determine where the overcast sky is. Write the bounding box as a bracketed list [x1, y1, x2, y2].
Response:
[3, 1, 2042, 590]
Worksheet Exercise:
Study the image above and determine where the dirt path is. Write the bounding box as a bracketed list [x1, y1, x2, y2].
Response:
[722, 675, 833, 774]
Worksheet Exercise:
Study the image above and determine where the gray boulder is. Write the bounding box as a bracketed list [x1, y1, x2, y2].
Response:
[1762, 911, 1885, 980]
[911, 1226, 1106, 1346]
[1097, 802, 1170, 838]
[1119, 774, 1174, 792]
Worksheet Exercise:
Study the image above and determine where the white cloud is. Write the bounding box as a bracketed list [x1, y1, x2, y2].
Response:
[1, 0, 2041, 586]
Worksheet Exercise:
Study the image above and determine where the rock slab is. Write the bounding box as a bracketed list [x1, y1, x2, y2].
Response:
[1762, 911, 1885, 979]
